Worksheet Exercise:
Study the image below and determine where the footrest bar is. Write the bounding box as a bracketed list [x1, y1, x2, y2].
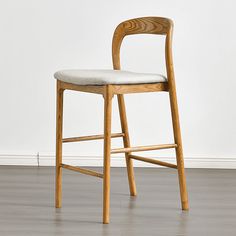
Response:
[129, 155, 177, 169]
[61, 164, 103, 178]
[111, 143, 177, 154]
[63, 132, 124, 143]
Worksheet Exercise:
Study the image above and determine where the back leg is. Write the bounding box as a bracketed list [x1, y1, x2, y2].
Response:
[117, 94, 137, 196]
[169, 84, 189, 210]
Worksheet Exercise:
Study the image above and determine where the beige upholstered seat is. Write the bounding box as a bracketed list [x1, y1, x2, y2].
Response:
[54, 69, 167, 85]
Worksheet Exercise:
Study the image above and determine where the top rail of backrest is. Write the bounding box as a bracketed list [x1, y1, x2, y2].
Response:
[112, 17, 173, 69]
[115, 17, 172, 36]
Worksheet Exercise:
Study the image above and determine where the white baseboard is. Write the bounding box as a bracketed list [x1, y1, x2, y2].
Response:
[0, 153, 236, 169]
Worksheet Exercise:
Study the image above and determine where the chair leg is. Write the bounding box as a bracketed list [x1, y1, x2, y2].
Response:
[169, 87, 189, 210]
[103, 85, 113, 224]
[55, 81, 64, 208]
[117, 94, 137, 196]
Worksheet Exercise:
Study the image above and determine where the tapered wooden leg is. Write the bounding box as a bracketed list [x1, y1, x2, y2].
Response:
[169, 85, 189, 210]
[117, 94, 137, 196]
[103, 85, 113, 224]
[55, 81, 64, 208]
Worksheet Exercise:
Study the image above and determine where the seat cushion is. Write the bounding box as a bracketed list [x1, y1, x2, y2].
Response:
[54, 69, 167, 85]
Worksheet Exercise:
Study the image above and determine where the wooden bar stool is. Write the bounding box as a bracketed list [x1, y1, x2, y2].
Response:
[54, 16, 189, 224]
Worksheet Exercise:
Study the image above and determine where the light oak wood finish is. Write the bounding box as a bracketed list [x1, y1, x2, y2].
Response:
[55, 81, 64, 208]
[62, 132, 124, 143]
[129, 154, 177, 169]
[112, 17, 171, 70]
[60, 81, 105, 95]
[117, 94, 137, 196]
[112, 16, 189, 210]
[102, 85, 113, 224]
[55, 16, 189, 224]
[61, 164, 103, 178]
[112, 82, 168, 94]
[165, 22, 189, 210]
[111, 143, 177, 154]
[59, 79, 168, 96]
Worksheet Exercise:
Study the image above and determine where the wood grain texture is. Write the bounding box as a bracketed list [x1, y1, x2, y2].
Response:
[165, 29, 189, 210]
[55, 81, 64, 208]
[129, 154, 177, 169]
[111, 144, 177, 154]
[62, 133, 124, 143]
[117, 94, 137, 196]
[61, 164, 103, 178]
[103, 85, 113, 224]
[60, 81, 105, 95]
[112, 83, 168, 94]
[112, 17, 173, 70]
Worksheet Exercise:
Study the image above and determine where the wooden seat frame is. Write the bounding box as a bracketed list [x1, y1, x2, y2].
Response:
[55, 17, 189, 224]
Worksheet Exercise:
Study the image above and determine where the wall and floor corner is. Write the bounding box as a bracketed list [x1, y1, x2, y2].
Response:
[1, 153, 236, 169]
[0, 0, 236, 168]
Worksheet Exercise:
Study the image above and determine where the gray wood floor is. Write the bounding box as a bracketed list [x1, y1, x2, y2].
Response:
[0, 166, 235, 236]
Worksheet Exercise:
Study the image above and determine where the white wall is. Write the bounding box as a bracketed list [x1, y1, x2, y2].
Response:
[0, 0, 236, 168]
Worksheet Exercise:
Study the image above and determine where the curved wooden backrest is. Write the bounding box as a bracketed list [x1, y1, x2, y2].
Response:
[112, 17, 175, 83]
